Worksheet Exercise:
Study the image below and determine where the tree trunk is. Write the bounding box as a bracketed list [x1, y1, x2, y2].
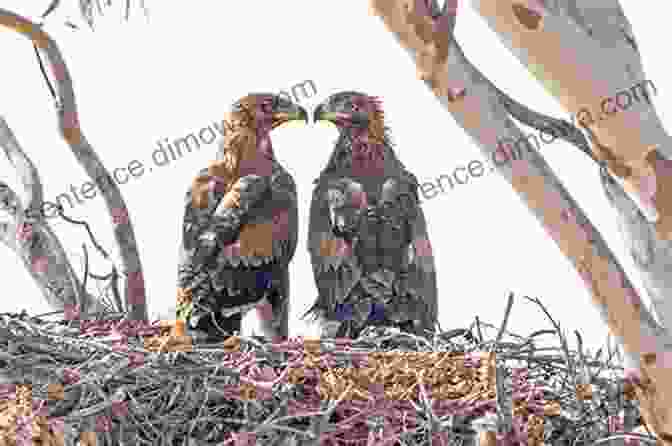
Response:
[0, 118, 108, 317]
[0, 9, 148, 320]
[472, 0, 672, 347]
[369, 0, 672, 441]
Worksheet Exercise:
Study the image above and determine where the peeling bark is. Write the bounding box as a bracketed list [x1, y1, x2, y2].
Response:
[472, 0, 672, 339]
[472, 0, 672, 439]
[0, 8, 148, 320]
[600, 165, 672, 331]
[369, 0, 672, 441]
[0, 118, 107, 318]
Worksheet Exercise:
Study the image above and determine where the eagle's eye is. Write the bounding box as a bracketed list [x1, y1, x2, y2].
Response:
[260, 99, 274, 114]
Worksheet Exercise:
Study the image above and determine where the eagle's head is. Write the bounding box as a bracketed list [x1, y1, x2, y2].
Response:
[314, 91, 393, 174]
[231, 93, 308, 133]
[204, 93, 307, 197]
[313, 91, 385, 140]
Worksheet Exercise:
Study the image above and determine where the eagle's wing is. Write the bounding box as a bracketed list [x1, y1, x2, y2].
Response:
[177, 169, 270, 292]
[178, 164, 297, 335]
[399, 172, 439, 335]
[267, 166, 299, 265]
[177, 167, 221, 291]
[253, 165, 298, 339]
[206, 165, 298, 294]
[303, 175, 364, 326]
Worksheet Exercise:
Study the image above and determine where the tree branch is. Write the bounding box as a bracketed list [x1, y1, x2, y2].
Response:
[469, 0, 672, 439]
[473, 0, 672, 349]
[0, 8, 148, 320]
[0, 179, 106, 319]
[0, 116, 105, 318]
[470, 0, 670, 224]
[369, 0, 672, 441]
[0, 116, 44, 218]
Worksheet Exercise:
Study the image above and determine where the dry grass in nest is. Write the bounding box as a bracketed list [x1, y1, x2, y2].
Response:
[0, 295, 662, 445]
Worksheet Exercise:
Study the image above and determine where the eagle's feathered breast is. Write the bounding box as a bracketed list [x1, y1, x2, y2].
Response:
[178, 100, 298, 318]
[306, 93, 437, 338]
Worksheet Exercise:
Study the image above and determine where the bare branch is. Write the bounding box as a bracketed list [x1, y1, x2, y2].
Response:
[81, 242, 88, 295]
[0, 117, 43, 218]
[524, 295, 574, 391]
[0, 180, 106, 318]
[79, 0, 94, 29]
[56, 205, 111, 260]
[491, 291, 514, 352]
[40, 0, 62, 20]
[474, 315, 484, 343]
[0, 9, 148, 320]
[56, 203, 124, 313]
[0, 115, 105, 318]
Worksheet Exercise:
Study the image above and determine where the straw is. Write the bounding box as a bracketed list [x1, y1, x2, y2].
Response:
[0, 293, 658, 445]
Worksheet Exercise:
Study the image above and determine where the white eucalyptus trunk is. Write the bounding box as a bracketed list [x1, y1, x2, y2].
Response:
[369, 0, 672, 441]
[0, 118, 107, 317]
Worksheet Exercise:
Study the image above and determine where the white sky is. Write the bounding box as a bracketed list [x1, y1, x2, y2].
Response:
[0, 0, 669, 354]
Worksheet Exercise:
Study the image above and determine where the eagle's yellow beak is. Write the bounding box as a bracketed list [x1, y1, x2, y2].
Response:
[272, 107, 309, 129]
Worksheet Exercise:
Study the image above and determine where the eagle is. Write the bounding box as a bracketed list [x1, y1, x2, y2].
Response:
[302, 91, 438, 339]
[176, 93, 306, 343]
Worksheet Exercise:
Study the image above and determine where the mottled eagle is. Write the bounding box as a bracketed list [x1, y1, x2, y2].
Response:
[176, 93, 306, 342]
[303, 91, 438, 339]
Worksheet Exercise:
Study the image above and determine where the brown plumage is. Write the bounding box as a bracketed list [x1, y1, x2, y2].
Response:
[176, 93, 307, 343]
[191, 100, 260, 210]
[304, 91, 439, 339]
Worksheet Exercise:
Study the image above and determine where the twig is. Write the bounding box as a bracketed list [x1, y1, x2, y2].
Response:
[490, 292, 514, 353]
[495, 363, 513, 436]
[56, 205, 111, 260]
[524, 295, 575, 388]
[33, 42, 59, 106]
[40, 0, 62, 20]
[81, 243, 89, 298]
[474, 316, 484, 344]
[88, 271, 114, 280]
[95, 0, 105, 16]
[109, 267, 124, 314]
[592, 433, 659, 446]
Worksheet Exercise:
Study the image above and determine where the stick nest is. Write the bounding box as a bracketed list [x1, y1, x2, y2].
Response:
[0, 307, 659, 446]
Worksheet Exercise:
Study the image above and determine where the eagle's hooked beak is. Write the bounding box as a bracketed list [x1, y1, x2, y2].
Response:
[296, 106, 309, 124]
[271, 101, 308, 129]
[313, 103, 338, 123]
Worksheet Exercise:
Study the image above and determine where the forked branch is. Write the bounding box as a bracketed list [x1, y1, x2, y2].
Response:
[0, 8, 148, 320]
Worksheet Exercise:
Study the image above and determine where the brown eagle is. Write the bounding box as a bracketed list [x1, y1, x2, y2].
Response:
[303, 91, 438, 339]
[176, 93, 306, 343]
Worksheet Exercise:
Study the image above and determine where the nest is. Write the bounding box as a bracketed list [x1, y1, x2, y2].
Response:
[0, 300, 661, 446]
